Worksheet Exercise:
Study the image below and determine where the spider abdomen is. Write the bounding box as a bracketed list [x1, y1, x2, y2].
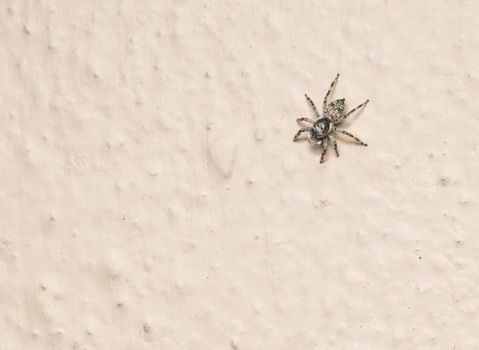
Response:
[325, 98, 345, 120]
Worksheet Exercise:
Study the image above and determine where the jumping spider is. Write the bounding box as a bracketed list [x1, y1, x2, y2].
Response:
[293, 73, 369, 163]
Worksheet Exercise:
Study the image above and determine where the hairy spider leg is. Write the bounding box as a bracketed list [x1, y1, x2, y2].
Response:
[334, 99, 370, 123]
[293, 127, 312, 141]
[296, 117, 315, 124]
[329, 135, 339, 157]
[316, 137, 329, 164]
[320, 145, 328, 163]
[304, 94, 320, 118]
[335, 129, 368, 146]
[323, 73, 340, 112]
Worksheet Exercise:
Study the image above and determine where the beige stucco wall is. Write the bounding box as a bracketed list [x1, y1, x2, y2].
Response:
[1, 1, 479, 349]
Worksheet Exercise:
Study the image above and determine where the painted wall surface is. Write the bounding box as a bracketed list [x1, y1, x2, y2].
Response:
[1, 1, 478, 349]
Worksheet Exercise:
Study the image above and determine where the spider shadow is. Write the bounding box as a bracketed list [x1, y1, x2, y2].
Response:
[295, 133, 365, 161]
[293, 137, 326, 157]
[306, 143, 326, 158]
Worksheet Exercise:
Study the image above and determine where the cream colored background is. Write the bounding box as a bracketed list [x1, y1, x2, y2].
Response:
[1, 0, 479, 349]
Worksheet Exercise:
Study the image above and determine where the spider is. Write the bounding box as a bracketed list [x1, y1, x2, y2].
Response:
[293, 73, 369, 163]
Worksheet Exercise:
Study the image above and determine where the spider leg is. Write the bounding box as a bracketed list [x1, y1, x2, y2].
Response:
[320, 145, 328, 163]
[334, 99, 369, 124]
[319, 137, 328, 163]
[293, 127, 311, 141]
[329, 135, 339, 157]
[304, 94, 320, 118]
[323, 73, 340, 112]
[296, 117, 315, 124]
[335, 129, 368, 146]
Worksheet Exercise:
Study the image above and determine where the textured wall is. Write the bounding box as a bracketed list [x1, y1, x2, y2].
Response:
[1, 0, 479, 349]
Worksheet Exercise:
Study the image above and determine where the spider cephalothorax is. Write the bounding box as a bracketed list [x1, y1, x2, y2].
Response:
[293, 74, 369, 163]
[310, 118, 332, 141]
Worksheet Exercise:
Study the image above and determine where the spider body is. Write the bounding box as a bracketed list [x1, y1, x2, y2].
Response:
[293, 74, 369, 163]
